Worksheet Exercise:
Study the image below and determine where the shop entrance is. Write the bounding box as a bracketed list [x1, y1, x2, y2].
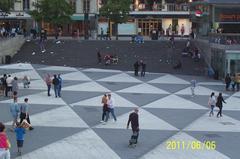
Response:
[137, 19, 162, 36]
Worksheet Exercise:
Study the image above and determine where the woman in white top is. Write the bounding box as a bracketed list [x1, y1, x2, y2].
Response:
[208, 92, 216, 117]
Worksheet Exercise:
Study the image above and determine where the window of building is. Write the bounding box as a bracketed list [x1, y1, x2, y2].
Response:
[23, 0, 30, 11]
[83, 0, 90, 13]
[69, 0, 76, 12]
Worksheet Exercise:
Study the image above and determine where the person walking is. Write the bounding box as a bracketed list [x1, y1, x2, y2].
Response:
[100, 28, 104, 40]
[134, 61, 139, 76]
[57, 74, 62, 98]
[6, 75, 13, 97]
[52, 75, 60, 98]
[14, 123, 25, 156]
[190, 79, 197, 97]
[140, 60, 146, 77]
[97, 50, 102, 64]
[100, 94, 108, 123]
[45, 74, 52, 96]
[208, 92, 216, 117]
[10, 98, 20, 130]
[12, 77, 19, 95]
[1, 74, 7, 97]
[0, 122, 11, 159]
[22, 75, 30, 88]
[104, 93, 117, 123]
[216, 93, 226, 118]
[20, 98, 34, 130]
[225, 74, 231, 91]
[127, 108, 140, 145]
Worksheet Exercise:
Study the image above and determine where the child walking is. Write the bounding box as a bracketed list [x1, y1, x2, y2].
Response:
[15, 123, 25, 155]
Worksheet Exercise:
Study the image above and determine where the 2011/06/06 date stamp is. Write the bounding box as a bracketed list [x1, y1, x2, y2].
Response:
[166, 140, 216, 150]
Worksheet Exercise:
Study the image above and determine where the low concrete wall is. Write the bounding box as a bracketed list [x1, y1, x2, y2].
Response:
[0, 36, 25, 64]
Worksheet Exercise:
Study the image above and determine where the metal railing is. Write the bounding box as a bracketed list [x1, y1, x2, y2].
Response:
[131, 3, 189, 12]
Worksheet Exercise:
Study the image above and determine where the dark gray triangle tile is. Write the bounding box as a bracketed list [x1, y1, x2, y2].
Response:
[7, 127, 86, 159]
[117, 93, 168, 106]
[97, 81, 139, 92]
[35, 69, 75, 79]
[61, 91, 103, 105]
[0, 103, 64, 123]
[93, 128, 178, 159]
[126, 72, 166, 82]
[17, 89, 44, 97]
[83, 71, 119, 80]
[200, 85, 234, 96]
[224, 110, 240, 121]
[178, 94, 209, 108]
[145, 108, 208, 130]
[185, 131, 240, 159]
[150, 83, 190, 93]
[0, 69, 30, 75]
[72, 106, 134, 127]
[62, 80, 87, 87]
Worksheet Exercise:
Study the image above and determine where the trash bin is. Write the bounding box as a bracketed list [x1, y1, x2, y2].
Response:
[5, 55, 11, 64]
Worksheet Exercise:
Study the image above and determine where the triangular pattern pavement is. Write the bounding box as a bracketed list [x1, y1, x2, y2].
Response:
[0, 63, 239, 159]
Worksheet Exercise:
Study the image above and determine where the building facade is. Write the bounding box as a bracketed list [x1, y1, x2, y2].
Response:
[98, 0, 192, 37]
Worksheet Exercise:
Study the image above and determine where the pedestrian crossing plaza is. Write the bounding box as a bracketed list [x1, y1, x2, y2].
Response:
[0, 63, 240, 159]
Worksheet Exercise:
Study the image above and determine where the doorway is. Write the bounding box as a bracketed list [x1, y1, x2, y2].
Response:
[138, 19, 162, 36]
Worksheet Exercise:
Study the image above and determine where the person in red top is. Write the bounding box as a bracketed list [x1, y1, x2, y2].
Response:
[0, 122, 11, 159]
[45, 74, 52, 96]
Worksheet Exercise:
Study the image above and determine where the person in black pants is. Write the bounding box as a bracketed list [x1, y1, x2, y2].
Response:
[134, 61, 139, 76]
[20, 98, 33, 130]
[216, 93, 226, 118]
[225, 74, 231, 91]
[127, 108, 139, 143]
[140, 60, 146, 77]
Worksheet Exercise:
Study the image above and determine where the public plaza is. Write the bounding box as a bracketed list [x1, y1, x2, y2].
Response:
[0, 62, 239, 159]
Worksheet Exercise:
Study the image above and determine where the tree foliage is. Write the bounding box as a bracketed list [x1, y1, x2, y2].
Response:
[29, 0, 74, 26]
[0, 0, 14, 14]
[99, 0, 131, 24]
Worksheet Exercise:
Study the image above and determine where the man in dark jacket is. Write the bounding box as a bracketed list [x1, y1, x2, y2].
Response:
[134, 61, 139, 76]
[225, 74, 231, 91]
[127, 108, 139, 143]
[52, 75, 60, 98]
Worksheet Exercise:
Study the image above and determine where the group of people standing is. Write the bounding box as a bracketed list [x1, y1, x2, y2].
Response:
[225, 73, 240, 91]
[0, 74, 30, 98]
[45, 74, 62, 98]
[134, 60, 146, 77]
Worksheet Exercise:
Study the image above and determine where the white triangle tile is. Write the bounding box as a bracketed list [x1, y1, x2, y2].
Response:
[175, 86, 228, 96]
[233, 91, 240, 97]
[97, 73, 142, 83]
[0, 92, 66, 105]
[184, 112, 240, 132]
[143, 94, 207, 110]
[62, 81, 110, 92]
[116, 83, 170, 94]
[19, 79, 46, 90]
[28, 106, 88, 128]
[70, 93, 137, 108]
[148, 74, 190, 84]
[38, 66, 78, 72]
[140, 132, 230, 159]
[10, 70, 42, 80]
[224, 96, 240, 111]
[94, 108, 178, 131]
[83, 68, 122, 73]
[0, 63, 34, 70]
[60, 71, 92, 81]
[16, 129, 121, 159]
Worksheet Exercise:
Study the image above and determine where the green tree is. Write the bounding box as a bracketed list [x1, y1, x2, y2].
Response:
[30, 0, 74, 28]
[100, 0, 131, 40]
[0, 0, 14, 14]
